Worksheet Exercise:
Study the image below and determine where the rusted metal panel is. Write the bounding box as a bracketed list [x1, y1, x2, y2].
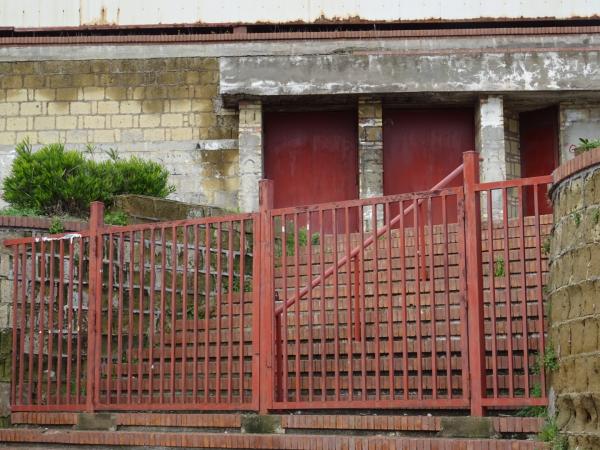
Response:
[2, 0, 599, 28]
[264, 110, 359, 209]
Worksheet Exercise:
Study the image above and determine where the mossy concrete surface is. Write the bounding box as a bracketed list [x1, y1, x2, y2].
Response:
[549, 164, 600, 449]
[241, 414, 283, 434]
[438, 417, 496, 439]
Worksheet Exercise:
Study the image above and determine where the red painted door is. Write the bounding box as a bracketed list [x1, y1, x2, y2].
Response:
[383, 108, 475, 223]
[264, 110, 359, 208]
[519, 106, 558, 215]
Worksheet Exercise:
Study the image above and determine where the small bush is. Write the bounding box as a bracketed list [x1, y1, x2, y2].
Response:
[48, 217, 64, 234]
[2, 140, 175, 217]
[104, 211, 129, 226]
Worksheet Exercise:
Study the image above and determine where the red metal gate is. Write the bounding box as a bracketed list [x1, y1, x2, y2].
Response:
[266, 188, 470, 409]
[5, 152, 551, 415]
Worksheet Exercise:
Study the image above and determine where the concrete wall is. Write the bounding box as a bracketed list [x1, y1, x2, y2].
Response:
[0, 58, 239, 209]
[559, 102, 600, 163]
[549, 156, 600, 449]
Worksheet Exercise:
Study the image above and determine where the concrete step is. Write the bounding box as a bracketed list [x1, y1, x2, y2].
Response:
[0, 427, 548, 449]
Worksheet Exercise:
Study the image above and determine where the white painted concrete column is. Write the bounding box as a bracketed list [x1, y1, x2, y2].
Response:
[358, 96, 383, 199]
[238, 100, 263, 212]
[476, 95, 508, 183]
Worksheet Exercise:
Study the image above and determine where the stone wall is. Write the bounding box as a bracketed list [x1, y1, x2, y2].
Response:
[0, 58, 239, 209]
[549, 149, 600, 449]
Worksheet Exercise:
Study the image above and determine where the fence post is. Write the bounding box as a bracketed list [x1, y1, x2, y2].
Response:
[462, 151, 486, 416]
[86, 201, 104, 412]
[258, 180, 274, 414]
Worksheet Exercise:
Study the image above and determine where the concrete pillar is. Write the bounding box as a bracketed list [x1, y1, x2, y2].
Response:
[238, 100, 263, 212]
[559, 101, 600, 164]
[358, 97, 383, 230]
[358, 97, 383, 199]
[475, 95, 508, 183]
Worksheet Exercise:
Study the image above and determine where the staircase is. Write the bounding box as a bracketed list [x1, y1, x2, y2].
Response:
[0, 412, 548, 449]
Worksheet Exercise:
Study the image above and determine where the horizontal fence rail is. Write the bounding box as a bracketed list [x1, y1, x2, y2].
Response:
[4, 152, 552, 415]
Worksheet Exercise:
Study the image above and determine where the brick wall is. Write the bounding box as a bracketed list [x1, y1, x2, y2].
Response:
[0, 58, 239, 209]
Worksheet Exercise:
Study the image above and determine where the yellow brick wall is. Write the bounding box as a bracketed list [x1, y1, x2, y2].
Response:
[0, 58, 239, 209]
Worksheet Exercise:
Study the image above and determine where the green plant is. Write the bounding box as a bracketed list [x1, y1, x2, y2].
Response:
[48, 217, 64, 234]
[2, 139, 175, 217]
[542, 239, 551, 256]
[594, 209, 600, 225]
[494, 256, 505, 277]
[573, 212, 581, 227]
[572, 137, 600, 155]
[538, 417, 568, 450]
[0, 206, 41, 217]
[533, 344, 559, 375]
[104, 211, 128, 226]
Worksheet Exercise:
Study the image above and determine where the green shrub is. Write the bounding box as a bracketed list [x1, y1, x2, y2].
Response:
[2, 140, 175, 217]
[104, 211, 129, 226]
[573, 137, 600, 155]
[48, 217, 64, 234]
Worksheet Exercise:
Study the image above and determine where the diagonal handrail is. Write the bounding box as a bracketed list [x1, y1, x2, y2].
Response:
[274, 163, 464, 315]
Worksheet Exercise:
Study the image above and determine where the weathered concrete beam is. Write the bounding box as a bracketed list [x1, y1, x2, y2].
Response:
[220, 51, 600, 97]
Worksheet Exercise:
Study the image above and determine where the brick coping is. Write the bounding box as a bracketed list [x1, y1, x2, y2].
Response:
[0, 215, 86, 232]
[551, 147, 600, 194]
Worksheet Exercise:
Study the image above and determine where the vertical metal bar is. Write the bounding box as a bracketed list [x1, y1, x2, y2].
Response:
[37, 241, 46, 404]
[319, 209, 326, 402]
[127, 231, 135, 403]
[204, 224, 211, 403]
[428, 197, 438, 400]
[281, 214, 288, 402]
[344, 207, 352, 401]
[76, 239, 84, 404]
[181, 226, 189, 403]
[227, 221, 234, 403]
[257, 180, 275, 413]
[117, 232, 125, 404]
[138, 229, 145, 403]
[149, 228, 156, 404]
[385, 202, 394, 400]
[216, 221, 223, 403]
[463, 151, 486, 416]
[192, 225, 199, 403]
[359, 206, 367, 400]
[307, 212, 314, 402]
[159, 228, 166, 404]
[56, 240, 64, 405]
[533, 184, 547, 395]
[332, 209, 341, 401]
[487, 189, 499, 398]
[294, 214, 301, 402]
[442, 196, 452, 399]
[170, 226, 177, 402]
[27, 242, 36, 404]
[18, 248, 26, 404]
[106, 234, 114, 404]
[46, 241, 55, 404]
[10, 246, 19, 405]
[353, 255, 361, 341]
[518, 186, 530, 397]
[66, 238, 75, 404]
[502, 188, 515, 398]
[238, 220, 245, 403]
[372, 203, 381, 399]
[413, 198, 423, 399]
[400, 200, 409, 400]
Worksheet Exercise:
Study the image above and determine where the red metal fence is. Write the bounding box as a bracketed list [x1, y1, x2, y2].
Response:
[5, 151, 551, 415]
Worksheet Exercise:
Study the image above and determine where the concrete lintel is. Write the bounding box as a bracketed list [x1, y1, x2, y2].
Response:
[220, 51, 600, 97]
